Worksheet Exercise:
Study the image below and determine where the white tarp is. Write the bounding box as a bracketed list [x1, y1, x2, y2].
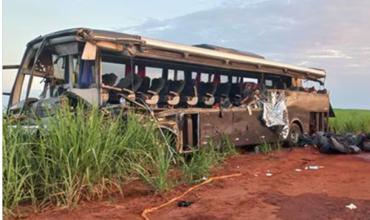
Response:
[262, 91, 289, 138]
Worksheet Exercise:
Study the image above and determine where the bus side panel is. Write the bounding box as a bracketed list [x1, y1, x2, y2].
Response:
[198, 109, 278, 147]
[231, 109, 278, 146]
[285, 91, 330, 133]
[199, 110, 234, 146]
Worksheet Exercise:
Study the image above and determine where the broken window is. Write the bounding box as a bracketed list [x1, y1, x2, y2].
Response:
[102, 60, 125, 85]
[19, 75, 47, 101]
[220, 75, 228, 83]
[232, 76, 238, 83]
[200, 73, 209, 82]
[168, 69, 175, 80]
[52, 55, 69, 83]
[243, 77, 258, 84]
[191, 72, 197, 80]
[265, 79, 273, 88]
[146, 67, 162, 79]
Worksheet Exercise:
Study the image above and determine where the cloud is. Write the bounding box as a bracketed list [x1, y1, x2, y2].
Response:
[307, 49, 353, 59]
[116, 0, 370, 109]
[221, 0, 274, 8]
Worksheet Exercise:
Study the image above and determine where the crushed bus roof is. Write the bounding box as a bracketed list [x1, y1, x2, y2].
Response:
[27, 28, 326, 79]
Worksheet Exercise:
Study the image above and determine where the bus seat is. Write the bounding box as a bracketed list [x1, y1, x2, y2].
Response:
[102, 73, 118, 86]
[167, 80, 185, 106]
[132, 75, 143, 92]
[143, 78, 165, 105]
[150, 78, 165, 93]
[181, 79, 198, 106]
[158, 81, 169, 107]
[215, 83, 231, 107]
[241, 82, 257, 98]
[137, 76, 150, 94]
[198, 82, 217, 106]
[230, 83, 242, 106]
[115, 73, 143, 100]
[116, 73, 133, 89]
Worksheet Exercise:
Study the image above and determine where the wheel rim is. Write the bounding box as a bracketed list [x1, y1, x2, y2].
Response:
[290, 128, 300, 144]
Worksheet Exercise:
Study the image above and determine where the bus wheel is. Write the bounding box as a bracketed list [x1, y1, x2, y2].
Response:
[287, 123, 302, 147]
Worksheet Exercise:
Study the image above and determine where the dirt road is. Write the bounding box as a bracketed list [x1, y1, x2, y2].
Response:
[28, 147, 370, 220]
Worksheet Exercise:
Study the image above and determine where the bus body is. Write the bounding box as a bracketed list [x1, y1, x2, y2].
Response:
[7, 28, 331, 152]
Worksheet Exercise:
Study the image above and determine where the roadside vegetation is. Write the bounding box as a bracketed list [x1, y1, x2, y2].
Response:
[257, 141, 282, 154]
[330, 109, 370, 133]
[2, 106, 236, 216]
[181, 137, 236, 183]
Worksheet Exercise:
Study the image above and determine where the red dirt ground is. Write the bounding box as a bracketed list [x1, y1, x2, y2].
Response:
[25, 147, 370, 220]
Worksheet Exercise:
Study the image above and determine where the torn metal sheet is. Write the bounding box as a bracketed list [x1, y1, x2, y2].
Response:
[262, 91, 289, 138]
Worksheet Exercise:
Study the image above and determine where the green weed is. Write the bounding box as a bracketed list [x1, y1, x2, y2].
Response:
[329, 109, 370, 133]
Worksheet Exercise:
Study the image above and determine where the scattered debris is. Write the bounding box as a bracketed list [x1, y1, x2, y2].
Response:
[305, 165, 320, 170]
[294, 168, 302, 172]
[345, 203, 357, 210]
[177, 200, 193, 207]
[266, 170, 273, 176]
[298, 132, 370, 154]
[254, 146, 260, 154]
[141, 173, 242, 220]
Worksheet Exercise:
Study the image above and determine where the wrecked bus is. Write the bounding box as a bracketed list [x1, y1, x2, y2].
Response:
[6, 28, 331, 152]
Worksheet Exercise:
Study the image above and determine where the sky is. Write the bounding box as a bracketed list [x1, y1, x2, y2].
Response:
[2, 0, 370, 109]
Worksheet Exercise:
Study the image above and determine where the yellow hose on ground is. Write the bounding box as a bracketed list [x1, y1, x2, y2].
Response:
[141, 173, 242, 220]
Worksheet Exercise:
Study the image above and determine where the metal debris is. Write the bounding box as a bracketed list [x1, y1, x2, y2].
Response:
[305, 165, 320, 170]
[262, 91, 289, 138]
[177, 200, 193, 208]
[299, 132, 370, 154]
[345, 203, 357, 210]
[265, 170, 273, 176]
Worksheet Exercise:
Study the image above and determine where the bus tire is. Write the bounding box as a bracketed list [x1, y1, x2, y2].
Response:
[287, 123, 302, 147]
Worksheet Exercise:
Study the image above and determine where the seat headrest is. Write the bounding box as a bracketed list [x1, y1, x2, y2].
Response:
[102, 73, 118, 86]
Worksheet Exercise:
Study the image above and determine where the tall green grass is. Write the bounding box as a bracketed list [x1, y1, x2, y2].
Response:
[329, 109, 370, 133]
[3, 106, 236, 216]
[3, 106, 173, 214]
[3, 121, 36, 213]
[181, 136, 236, 183]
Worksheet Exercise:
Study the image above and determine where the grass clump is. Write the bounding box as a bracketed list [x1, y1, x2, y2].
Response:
[3, 106, 174, 214]
[256, 136, 282, 154]
[132, 142, 174, 193]
[3, 105, 236, 215]
[329, 109, 370, 133]
[3, 121, 37, 215]
[181, 136, 236, 183]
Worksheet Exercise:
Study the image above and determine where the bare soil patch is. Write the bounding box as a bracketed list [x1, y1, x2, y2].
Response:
[25, 148, 370, 220]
